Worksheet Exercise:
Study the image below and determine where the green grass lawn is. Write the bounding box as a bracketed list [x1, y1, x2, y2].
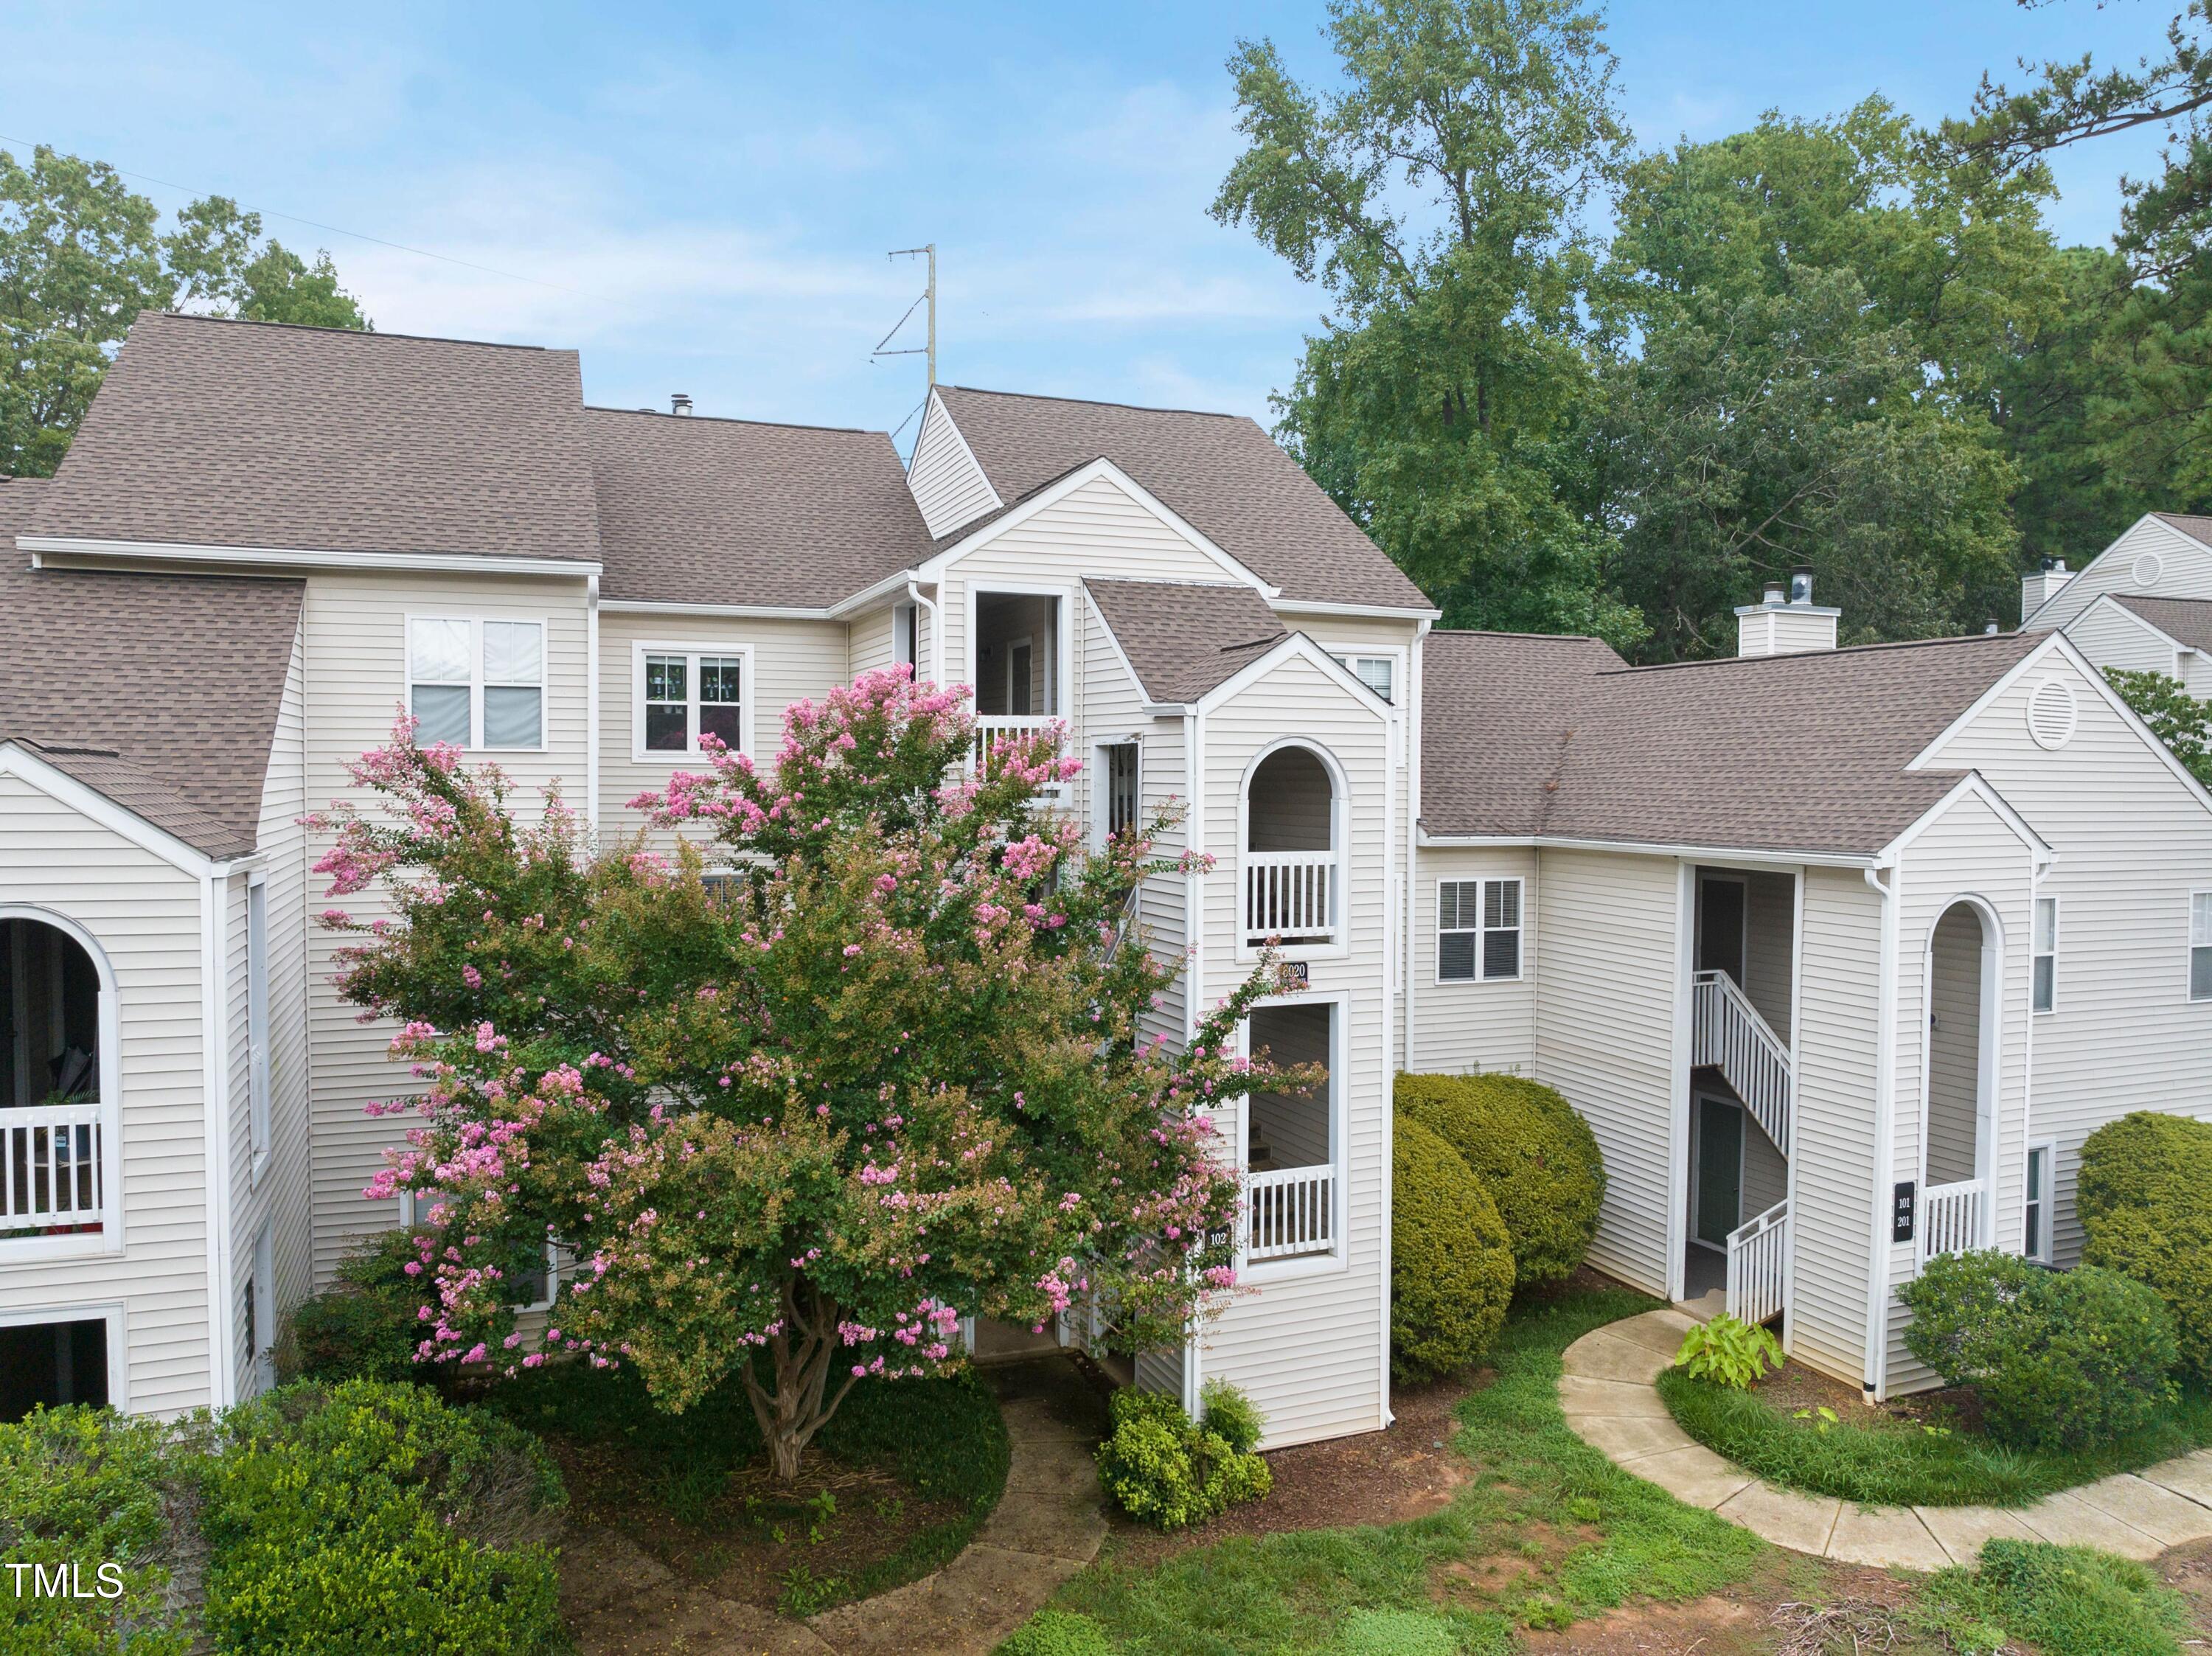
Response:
[1015, 1286, 1770, 1655]
[1912, 1538, 2196, 1656]
[1655, 1365, 2212, 1508]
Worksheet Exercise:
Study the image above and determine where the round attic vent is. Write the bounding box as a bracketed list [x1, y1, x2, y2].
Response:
[2134, 551, 2166, 588]
[2028, 677, 2079, 751]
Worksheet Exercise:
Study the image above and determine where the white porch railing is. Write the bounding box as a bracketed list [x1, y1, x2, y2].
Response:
[973, 716, 1068, 796]
[1, 1102, 108, 1231]
[1242, 852, 1336, 944]
[1245, 1165, 1335, 1260]
[1918, 1178, 1987, 1266]
[1725, 1198, 1789, 1326]
[1691, 970, 1792, 1152]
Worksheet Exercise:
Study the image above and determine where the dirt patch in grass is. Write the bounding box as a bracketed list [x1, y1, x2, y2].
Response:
[1099, 1367, 1480, 1571]
[2158, 1534, 2212, 1642]
[1517, 1555, 1913, 1656]
[546, 1434, 968, 1614]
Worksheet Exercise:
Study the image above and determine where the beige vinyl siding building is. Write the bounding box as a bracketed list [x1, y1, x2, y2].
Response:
[1405, 846, 1537, 1076]
[2023, 514, 2212, 632]
[904, 392, 1002, 539]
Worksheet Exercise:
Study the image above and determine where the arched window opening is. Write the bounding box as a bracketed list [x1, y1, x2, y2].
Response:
[1, 916, 108, 1236]
[1242, 745, 1338, 945]
[1920, 901, 1993, 1263]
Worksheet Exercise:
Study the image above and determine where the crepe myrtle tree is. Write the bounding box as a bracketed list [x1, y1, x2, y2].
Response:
[310, 666, 1307, 1483]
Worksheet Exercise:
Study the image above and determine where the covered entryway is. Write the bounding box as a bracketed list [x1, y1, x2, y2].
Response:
[1920, 902, 1994, 1261]
[1, 915, 109, 1237]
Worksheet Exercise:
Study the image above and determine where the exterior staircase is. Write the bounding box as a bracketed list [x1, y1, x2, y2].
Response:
[1690, 970, 1794, 1327]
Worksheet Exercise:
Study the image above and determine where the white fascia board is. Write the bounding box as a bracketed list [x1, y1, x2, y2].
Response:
[601, 598, 837, 621]
[21, 535, 602, 580]
[1913, 630, 2212, 821]
[0, 742, 223, 877]
[1878, 770, 2053, 869]
[1415, 824, 1878, 869]
[1192, 632, 1390, 719]
[1271, 597, 1444, 622]
[915, 458, 1279, 598]
[827, 568, 927, 620]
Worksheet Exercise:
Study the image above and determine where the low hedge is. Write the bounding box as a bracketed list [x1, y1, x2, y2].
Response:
[198, 1380, 566, 1656]
[1095, 1385, 1271, 1530]
[1899, 1250, 2178, 1450]
[2079, 1111, 2212, 1385]
[1394, 1072, 1604, 1286]
[282, 1228, 429, 1385]
[1389, 1113, 1514, 1382]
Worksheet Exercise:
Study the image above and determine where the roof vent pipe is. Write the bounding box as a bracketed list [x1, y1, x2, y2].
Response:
[671, 393, 693, 416]
[1763, 581, 1786, 606]
[1789, 566, 1815, 605]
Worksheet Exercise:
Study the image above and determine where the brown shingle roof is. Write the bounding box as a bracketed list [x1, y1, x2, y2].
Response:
[585, 408, 928, 606]
[29, 312, 602, 562]
[1, 478, 302, 857]
[2112, 594, 2212, 653]
[1083, 579, 1289, 703]
[934, 387, 1433, 612]
[1419, 632, 1630, 836]
[1422, 631, 2045, 855]
[2154, 514, 2212, 549]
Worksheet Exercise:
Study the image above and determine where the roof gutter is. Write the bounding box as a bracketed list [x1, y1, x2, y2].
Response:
[1415, 826, 1881, 870]
[1271, 598, 1444, 622]
[21, 535, 602, 580]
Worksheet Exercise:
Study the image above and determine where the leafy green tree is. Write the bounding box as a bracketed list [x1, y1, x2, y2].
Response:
[2106, 667, 2212, 787]
[1, 147, 367, 476]
[1212, 0, 1645, 647]
[1600, 103, 2048, 657]
[313, 671, 1297, 1483]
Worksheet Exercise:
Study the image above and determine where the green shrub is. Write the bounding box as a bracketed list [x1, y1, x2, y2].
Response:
[998, 1609, 1119, 1655]
[0, 1406, 197, 1656]
[281, 1228, 428, 1385]
[198, 1379, 566, 1656]
[1389, 1113, 1515, 1381]
[1673, 1314, 1783, 1389]
[1899, 1250, 2178, 1450]
[1395, 1071, 1605, 1285]
[2079, 1110, 2212, 1385]
[1198, 1378, 1263, 1454]
[1095, 1386, 1272, 1530]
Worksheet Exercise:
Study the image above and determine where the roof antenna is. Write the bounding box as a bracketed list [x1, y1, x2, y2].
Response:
[873, 244, 936, 389]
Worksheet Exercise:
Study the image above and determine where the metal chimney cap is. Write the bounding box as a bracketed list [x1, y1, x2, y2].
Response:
[671, 393, 694, 416]
[1763, 581, 1787, 605]
[1789, 565, 1815, 605]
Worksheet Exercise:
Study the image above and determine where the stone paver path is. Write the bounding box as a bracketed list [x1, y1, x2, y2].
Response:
[568, 1357, 1108, 1656]
[1562, 1307, 2212, 1570]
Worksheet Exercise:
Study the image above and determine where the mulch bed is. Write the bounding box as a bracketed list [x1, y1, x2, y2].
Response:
[1747, 1357, 1986, 1435]
[1099, 1367, 1480, 1570]
[544, 1434, 968, 1613]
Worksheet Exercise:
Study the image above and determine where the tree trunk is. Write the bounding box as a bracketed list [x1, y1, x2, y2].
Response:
[741, 1277, 865, 1486]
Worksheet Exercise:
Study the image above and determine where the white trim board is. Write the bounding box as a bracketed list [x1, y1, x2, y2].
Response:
[23, 535, 600, 580]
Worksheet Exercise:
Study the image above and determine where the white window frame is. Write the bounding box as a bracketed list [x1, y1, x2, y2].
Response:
[964, 582, 1071, 720]
[510, 1240, 563, 1313]
[1092, 738, 1143, 852]
[0, 1301, 128, 1412]
[2194, 891, 2212, 1003]
[1232, 988, 1350, 1283]
[2032, 894, 2058, 1015]
[1435, 876, 1525, 984]
[630, 640, 757, 762]
[1327, 650, 1399, 705]
[245, 1223, 275, 1395]
[403, 615, 549, 752]
[2023, 1138, 2056, 1265]
[0, 905, 126, 1262]
[1235, 738, 1352, 962]
[246, 875, 271, 1181]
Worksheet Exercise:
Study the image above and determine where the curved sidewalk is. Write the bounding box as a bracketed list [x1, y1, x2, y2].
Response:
[1562, 1307, 2212, 1571]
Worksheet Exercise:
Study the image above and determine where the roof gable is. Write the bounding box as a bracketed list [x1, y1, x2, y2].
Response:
[933, 386, 1432, 611]
[1082, 579, 1287, 704]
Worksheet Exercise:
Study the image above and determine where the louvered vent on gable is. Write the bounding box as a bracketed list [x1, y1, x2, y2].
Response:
[2028, 677, 2079, 751]
[2134, 551, 2166, 589]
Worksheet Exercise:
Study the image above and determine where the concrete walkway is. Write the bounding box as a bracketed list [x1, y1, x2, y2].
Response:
[1561, 1307, 2212, 1571]
[567, 1358, 1108, 1656]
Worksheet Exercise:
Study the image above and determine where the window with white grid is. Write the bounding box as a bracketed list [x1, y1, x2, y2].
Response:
[1438, 877, 1523, 982]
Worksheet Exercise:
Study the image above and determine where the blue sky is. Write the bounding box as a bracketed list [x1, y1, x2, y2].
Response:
[1, 1, 2177, 444]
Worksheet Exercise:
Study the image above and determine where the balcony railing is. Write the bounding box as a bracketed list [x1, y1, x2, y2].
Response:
[1918, 1178, 1987, 1266]
[1242, 851, 1336, 945]
[1, 1102, 108, 1234]
[1691, 970, 1791, 1152]
[973, 715, 1067, 797]
[1245, 1164, 1335, 1261]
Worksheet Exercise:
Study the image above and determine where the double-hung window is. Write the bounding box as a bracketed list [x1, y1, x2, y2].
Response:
[2195, 892, 2212, 1002]
[408, 619, 544, 749]
[1438, 877, 1523, 981]
[2024, 1141, 2055, 1264]
[639, 647, 748, 756]
[2032, 897, 2058, 1013]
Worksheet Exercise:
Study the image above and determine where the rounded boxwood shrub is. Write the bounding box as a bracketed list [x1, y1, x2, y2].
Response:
[1394, 1071, 1604, 1286]
[1389, 1114, 1515, 1382]
[2079, 1111, 2212, 1384]
[1095, 1384, 1271, 1530]
[198, 1378, 567, 1655]
[1899, 1250, 2178, 1450]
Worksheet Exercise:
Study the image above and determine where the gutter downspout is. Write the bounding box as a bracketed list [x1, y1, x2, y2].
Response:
[1860, 860, 1900, 1399]
[202, 872, 237, 1410]
[585, 574, 602, 836]
[908, 580, 941, 689]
